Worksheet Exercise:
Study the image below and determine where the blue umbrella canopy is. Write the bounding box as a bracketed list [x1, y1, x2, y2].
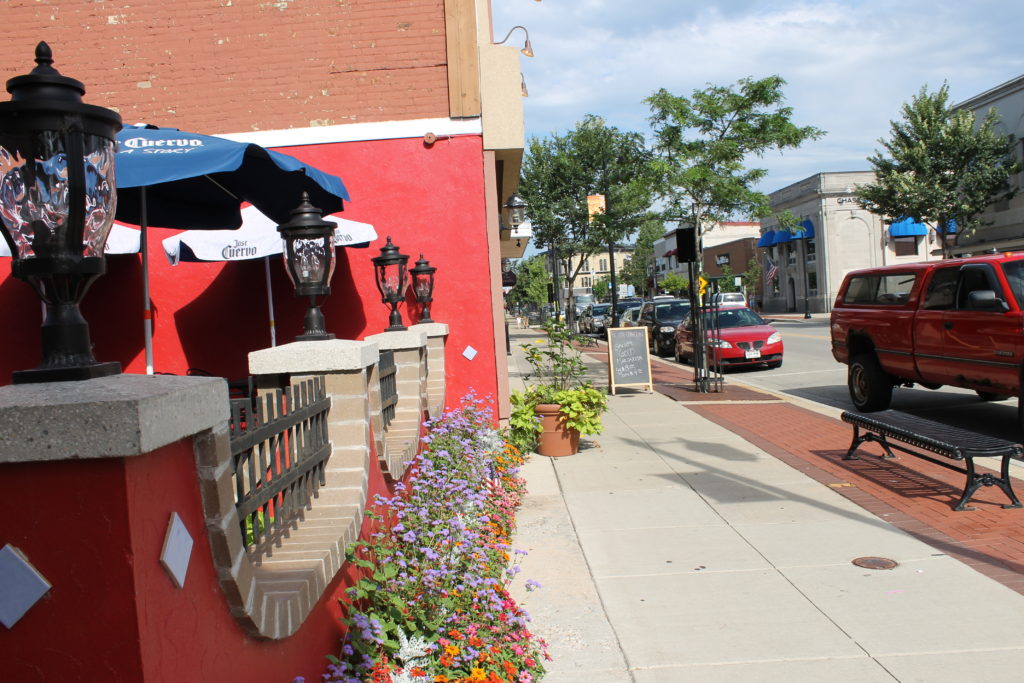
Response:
[111, 124, 351, 374]
[114, 124, 350, 229]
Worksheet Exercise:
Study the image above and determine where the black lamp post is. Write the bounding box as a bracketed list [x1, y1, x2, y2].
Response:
[0, 42, 122, 383]
[409, 254, 436, 323]
[277, 193, 336, 341]
[371, 236, 409, 331]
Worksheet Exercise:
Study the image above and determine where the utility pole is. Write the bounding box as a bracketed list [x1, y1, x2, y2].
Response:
[549, 241, 561, 322]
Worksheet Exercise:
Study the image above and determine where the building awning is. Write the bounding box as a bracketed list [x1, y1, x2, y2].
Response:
[771, 230, 792, 245]
[791, 219, 815, 239]
[889, 217, 928, 237]
[663, 249, 677, 257]
[756, 231, 775, 247]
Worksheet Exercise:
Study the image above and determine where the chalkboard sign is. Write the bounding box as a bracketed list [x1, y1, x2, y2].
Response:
[606, 327, 653, 394]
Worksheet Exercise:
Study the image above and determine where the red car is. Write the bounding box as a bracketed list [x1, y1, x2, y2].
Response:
[674, 306, 784, 369]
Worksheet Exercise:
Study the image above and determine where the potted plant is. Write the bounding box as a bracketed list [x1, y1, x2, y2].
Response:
[510, 321, 608, 456]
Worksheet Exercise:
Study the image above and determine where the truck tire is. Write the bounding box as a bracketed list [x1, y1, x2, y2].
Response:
[848, 353, 893, 412]
[976, 390, 1010, 402]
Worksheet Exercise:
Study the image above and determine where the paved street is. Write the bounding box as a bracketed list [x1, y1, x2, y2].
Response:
[507, 324, 1024, 682]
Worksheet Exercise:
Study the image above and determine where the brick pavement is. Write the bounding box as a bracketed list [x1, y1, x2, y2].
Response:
[581, 343, 1024, 595]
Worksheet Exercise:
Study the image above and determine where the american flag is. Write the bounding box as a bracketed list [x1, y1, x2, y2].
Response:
[764, 255, 778, 287]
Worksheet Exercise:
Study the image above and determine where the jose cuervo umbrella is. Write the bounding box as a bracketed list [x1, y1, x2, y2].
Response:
[114, 124, 350, 373]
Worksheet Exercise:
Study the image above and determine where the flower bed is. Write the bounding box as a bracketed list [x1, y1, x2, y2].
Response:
[324, 394, 549, 683]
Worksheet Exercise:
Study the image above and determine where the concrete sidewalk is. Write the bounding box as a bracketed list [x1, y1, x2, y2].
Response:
[506, 326, 1024, 682]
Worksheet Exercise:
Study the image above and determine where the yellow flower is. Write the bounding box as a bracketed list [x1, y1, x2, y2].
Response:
[469, 668, 487, 682]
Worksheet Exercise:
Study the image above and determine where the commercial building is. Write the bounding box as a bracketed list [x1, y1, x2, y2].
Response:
[0, 0, 528, 415]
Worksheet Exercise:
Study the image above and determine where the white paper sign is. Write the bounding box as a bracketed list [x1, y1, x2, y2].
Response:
[462, 345, 478, 360]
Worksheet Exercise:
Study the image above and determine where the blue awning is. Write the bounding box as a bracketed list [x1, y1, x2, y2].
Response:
[888, 217, 928, 237]
[791, 219, 815, 239]
[771, 230, 792, 245]
[756, 231, 775, 247]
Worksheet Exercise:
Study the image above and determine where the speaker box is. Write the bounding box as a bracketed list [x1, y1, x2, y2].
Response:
[675, 227, 698, 262]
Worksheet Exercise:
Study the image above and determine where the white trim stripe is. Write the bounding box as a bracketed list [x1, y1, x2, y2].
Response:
[216, 117, 482, 148]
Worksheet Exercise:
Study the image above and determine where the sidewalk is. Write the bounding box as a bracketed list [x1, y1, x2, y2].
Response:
[506, 325, 1024, 682]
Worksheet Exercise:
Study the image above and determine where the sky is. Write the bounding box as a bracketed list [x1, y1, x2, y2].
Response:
[492, 0, 1024, 197]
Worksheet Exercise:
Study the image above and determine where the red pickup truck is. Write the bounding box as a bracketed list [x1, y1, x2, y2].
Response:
[830, 253, 1024, 425]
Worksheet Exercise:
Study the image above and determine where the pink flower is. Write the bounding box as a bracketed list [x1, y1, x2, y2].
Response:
[518, 673, 533, 683]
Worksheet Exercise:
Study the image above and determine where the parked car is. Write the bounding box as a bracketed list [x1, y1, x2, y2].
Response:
[574, 293, 596, 318]
[638, 298, 691, 356]
[710, 292, 747, 308]
[831, 253, 1024, 413]
[674, 306, 783, 369]
[579, 303, 612, 335]
[619, 304, 643, 327]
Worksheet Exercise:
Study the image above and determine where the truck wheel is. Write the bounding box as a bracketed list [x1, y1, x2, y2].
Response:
[848, 353, 893, 412]
[976, 390, 1010, 402]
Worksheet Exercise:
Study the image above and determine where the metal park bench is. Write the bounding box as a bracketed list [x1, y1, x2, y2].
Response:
[841, 410, 1024, 511]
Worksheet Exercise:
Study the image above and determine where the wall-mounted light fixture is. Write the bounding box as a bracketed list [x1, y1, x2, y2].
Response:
[503, 193, 528, 229]
[496, 26, 534, 57]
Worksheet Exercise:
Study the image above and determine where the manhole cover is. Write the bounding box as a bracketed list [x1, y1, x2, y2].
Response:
[852, 556, 898, 570]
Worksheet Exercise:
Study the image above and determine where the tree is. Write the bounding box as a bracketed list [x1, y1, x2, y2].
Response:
[592, 274, 612, 301]
[506, 255, 550, 308]
[857, 83, 1021, 258]
[619, 218, 663, 297]
[519, 115, 655, 322]
[717, 264, 738, 292]
[741, 256, 763, 300]
[658, 272, 688, 298]
[646, 76, 824, 252]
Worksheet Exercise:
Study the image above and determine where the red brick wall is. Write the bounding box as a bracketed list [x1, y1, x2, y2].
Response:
[0, 0, 450, 133]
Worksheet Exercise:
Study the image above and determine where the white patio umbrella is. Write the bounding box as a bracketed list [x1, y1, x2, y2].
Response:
[0, 221, 141, 257]
[161, 204, 376, 346]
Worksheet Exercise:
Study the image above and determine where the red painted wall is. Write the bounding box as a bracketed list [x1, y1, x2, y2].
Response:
[0, 134, 498, 408]
[0, 435, 400, 682]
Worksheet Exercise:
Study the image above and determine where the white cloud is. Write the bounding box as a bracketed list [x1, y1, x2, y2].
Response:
[496, 0, 1024, 192]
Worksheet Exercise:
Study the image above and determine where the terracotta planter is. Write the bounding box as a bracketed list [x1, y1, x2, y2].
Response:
[534, 403, 581, 457]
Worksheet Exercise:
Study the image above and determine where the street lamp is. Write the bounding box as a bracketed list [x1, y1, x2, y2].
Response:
[409, 253, 436, 323]
[371, 236, 409, 331]
[277, 193, 336, 341]
[0, 42, 122, 383]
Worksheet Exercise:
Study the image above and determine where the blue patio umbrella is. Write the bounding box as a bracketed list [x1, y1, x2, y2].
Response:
[114, 124, 350, 373]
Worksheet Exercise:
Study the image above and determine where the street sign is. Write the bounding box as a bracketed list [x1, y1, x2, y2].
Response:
[698, 276, 709, 297]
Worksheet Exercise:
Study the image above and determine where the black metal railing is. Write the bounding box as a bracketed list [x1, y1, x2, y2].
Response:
[379, 349, 398, 429]
[228, 376, 331, 551]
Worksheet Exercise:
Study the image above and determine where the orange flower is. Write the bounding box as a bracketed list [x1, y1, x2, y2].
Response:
[433, 677, 449, 683]
[469, 669, 487, 682]
[444, 644, 460, 656]
[502, 661, 517, 678]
